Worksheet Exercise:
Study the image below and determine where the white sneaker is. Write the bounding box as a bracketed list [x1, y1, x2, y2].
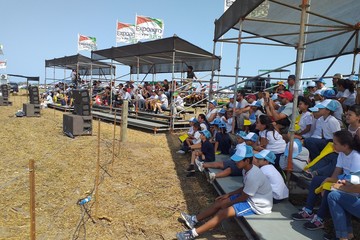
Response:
[195, 158, 204, 172]
[176, 150, 185, 154]
[206, 172, 216, 183]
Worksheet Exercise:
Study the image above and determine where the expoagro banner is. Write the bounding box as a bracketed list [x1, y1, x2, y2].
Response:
[0, 44, 3, 55]
[0, 60, 7, 69]
[224, 0, 235, 12]
[135, 15, 164, 41]
[116, 21, 137, 44]
[78, 34, 97, 52]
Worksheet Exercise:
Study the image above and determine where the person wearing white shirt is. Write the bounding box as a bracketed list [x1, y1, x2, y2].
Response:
[173, 92, 185, 115]
[253, 150, 289, 203]
[305, 99, 341, 161]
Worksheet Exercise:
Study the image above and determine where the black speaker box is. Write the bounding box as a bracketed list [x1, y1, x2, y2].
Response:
[63, 114, 92, 136]
[29, 86, 40, 104]
[23, 103, 41, 117]
[72, 89, 91, 116]
[1, 84, 9, 98]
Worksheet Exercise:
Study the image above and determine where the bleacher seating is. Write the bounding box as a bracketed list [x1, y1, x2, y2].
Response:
[205, 154, 323, 240]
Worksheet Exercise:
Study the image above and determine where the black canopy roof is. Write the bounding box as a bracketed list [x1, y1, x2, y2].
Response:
[45, 54, 115, 76]
[91, 36, 221, 74]
[214, 0, 360, 63]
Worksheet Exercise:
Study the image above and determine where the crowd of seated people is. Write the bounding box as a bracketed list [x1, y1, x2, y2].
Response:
[175, 73, 360, 240]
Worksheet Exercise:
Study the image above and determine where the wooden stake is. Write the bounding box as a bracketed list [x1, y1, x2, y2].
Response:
[29, 159, 36, 240]
[95, 119, 101, 218]
[111, 110, 117, 171]
[121, 100, 128, 142]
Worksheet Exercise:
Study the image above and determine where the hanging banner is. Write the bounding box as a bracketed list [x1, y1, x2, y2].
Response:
[116, 21, 137, 44]
[0, 60, 6, 69]
[78, 34, 97, 51]
[0, 44, 3, 55]
[135, 15, 164, 41]
[224, 0, 236, 12]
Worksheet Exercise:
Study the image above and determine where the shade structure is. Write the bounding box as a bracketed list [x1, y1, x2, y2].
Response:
[214, 0, 360, 63]
[91, 35, 221, 74]
[45, 54, 115, 76]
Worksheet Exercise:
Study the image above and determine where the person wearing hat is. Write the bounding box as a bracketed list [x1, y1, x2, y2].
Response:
[305, 99, 341, 161]
[248, 101, 265, 132]
[264, 90, 294, 134]
[242, 132, 259, 149]
[214, 123, 232, 155]
[196, 131, 244, 183]
[319, 89, 343, 124]
[177, 146, 273, 240]
[313, 77, 327, 94]
[306, 81, 317, 99]
[186, 129, 215, 177]
[226, 94, 237, 109]
[331, 73, 343, 94]
[253, 149, 289, 203]
[206, 100, 218, 123]
[279, 139, 310, 173]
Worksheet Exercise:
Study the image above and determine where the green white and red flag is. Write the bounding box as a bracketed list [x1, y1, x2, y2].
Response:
[0, 60, 6, 69]
[116, 21, 137, 44]
[78, 34, 97, 52]
[135, 15, 164, 41]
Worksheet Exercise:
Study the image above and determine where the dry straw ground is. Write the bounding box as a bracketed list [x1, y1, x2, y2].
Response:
[0, 94, 245, 240]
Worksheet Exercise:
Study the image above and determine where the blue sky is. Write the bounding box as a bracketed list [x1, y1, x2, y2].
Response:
[0, 0, 356, 86]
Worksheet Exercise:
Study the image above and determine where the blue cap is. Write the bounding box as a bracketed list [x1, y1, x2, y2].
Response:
[284, 139, 303, 158]
[314, 99, 337, 112]
[243, 132, 259, 143]
[250, 101, 262, 108]
[209, 100, 217, 106]
[231, 145, 254, 162]
[309, 106, 319, 112]
[254, 150, 276, 164]
[314, 78, 326, 83]
[322, 89, 336, 99]
[218, 108, 226, 114]
[189, 117, 198, 123]
[218, 122, 226, 129]
[236, 130, 247, 138]
[199, 130, 211, 139]
[210, 118, 222, 125]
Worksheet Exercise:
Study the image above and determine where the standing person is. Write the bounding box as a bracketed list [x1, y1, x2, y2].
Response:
[235, 91, 250, 131]
[176, 146, 273, 240]
[71, 69, 78, 88]
[332, 73, 343, 94]
[183, 66, 197, 91]
[292, 130, 360, 231]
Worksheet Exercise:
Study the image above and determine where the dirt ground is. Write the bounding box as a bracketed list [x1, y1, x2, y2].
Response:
[0, 94, 245, 240]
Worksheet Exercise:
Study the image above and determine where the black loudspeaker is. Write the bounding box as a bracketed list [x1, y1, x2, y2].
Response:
[29, 86, 40, 104]
[63, 114, 92, 136]
[1, 84, 9, 98]
[23, 103, 41, 117]
[72, 89, 91, 116]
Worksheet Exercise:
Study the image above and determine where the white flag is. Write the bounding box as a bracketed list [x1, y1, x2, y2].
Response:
[0, 60, 7, 69]
[78, 34, 97, 52]
[135, 15, 164, 41]
[0, 44, 3, 55]
[116, 21, 137, 44]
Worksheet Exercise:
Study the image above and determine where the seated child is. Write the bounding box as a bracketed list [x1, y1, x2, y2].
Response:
[177, 146, 273, 240]
[253, 150, 289, 203]
[196, 131, 248, 183]
[186, 130, 215, 177]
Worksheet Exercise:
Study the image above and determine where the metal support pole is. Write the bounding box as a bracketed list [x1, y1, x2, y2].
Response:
[232, 20, 243, 134]
[95, 119, 101, 218]
[287, 0, 310, 181]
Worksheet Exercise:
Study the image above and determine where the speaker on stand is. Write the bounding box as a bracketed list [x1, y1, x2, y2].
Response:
[63, 89, 92, 136]
[0, 84, 10, 106]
